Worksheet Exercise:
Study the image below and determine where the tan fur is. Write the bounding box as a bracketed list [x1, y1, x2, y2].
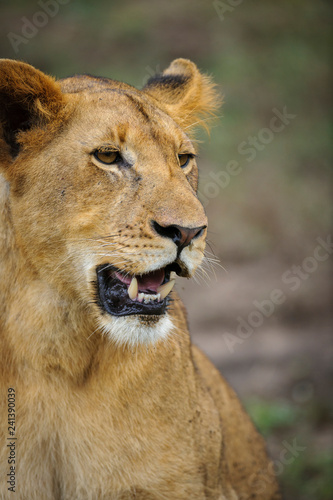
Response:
[0, 59, 280, 499]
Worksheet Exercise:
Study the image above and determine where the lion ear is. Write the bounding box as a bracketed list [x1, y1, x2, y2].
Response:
[0, 59, 64, 158]
[143, 58, 222, 135]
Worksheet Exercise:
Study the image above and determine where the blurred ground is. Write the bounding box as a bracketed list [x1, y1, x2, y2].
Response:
[178, 259, 332, 400]
[1, 0, 332, 498]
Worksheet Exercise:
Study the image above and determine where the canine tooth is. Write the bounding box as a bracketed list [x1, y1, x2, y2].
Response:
[157, 280, 175, 300]
[128, 276, 138, 300]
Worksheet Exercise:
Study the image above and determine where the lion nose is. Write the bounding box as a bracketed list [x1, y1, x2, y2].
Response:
[152, 221, 206, 252]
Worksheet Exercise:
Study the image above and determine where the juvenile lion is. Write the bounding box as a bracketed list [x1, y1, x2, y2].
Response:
[0, 59, 280, 499]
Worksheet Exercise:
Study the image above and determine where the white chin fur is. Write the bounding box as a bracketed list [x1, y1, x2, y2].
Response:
[99, 313, 174, 348]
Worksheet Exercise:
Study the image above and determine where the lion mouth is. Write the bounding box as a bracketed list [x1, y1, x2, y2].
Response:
[96, 263, 182, 316]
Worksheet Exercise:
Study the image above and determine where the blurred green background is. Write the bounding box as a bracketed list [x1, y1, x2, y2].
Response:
[1, 0, 332, 498]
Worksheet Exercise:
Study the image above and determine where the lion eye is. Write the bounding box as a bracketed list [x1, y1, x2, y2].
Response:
[94, 151, 121, 165]
[178, 154, 193, 168]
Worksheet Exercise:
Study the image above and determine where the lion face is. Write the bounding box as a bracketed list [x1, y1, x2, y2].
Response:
[0, 59, 220, 346]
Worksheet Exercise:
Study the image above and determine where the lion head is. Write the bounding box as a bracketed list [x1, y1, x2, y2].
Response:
[0, 58, 220, 348]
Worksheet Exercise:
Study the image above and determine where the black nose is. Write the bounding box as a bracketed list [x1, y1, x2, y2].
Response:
[152, 221, 206, 252]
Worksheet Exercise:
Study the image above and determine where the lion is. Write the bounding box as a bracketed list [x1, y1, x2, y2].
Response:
[0, 58, 281, 499]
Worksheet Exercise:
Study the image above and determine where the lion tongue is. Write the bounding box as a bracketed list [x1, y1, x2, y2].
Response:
[137, 269, 165, 293]
[115, 269, 165, 293]
[125, 269, 176, 302]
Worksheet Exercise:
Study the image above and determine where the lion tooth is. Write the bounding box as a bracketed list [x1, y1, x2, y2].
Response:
[157, 280, 175, 300]
[138, 292, 145, 303]
[128, 276, 138, 300]
[142, 294, 157, 304]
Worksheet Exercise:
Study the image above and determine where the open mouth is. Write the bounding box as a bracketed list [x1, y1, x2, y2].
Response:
[96, 262, 182, 316]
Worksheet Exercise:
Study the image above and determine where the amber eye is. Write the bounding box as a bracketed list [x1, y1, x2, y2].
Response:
[178, 154, 193, 168]
[93, 150, 122, 165]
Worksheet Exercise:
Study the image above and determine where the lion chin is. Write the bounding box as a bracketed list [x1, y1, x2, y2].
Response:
[100, 314, 174, 347]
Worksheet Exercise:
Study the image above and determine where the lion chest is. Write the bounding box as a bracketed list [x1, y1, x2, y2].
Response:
[6, 370, 219, 500]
